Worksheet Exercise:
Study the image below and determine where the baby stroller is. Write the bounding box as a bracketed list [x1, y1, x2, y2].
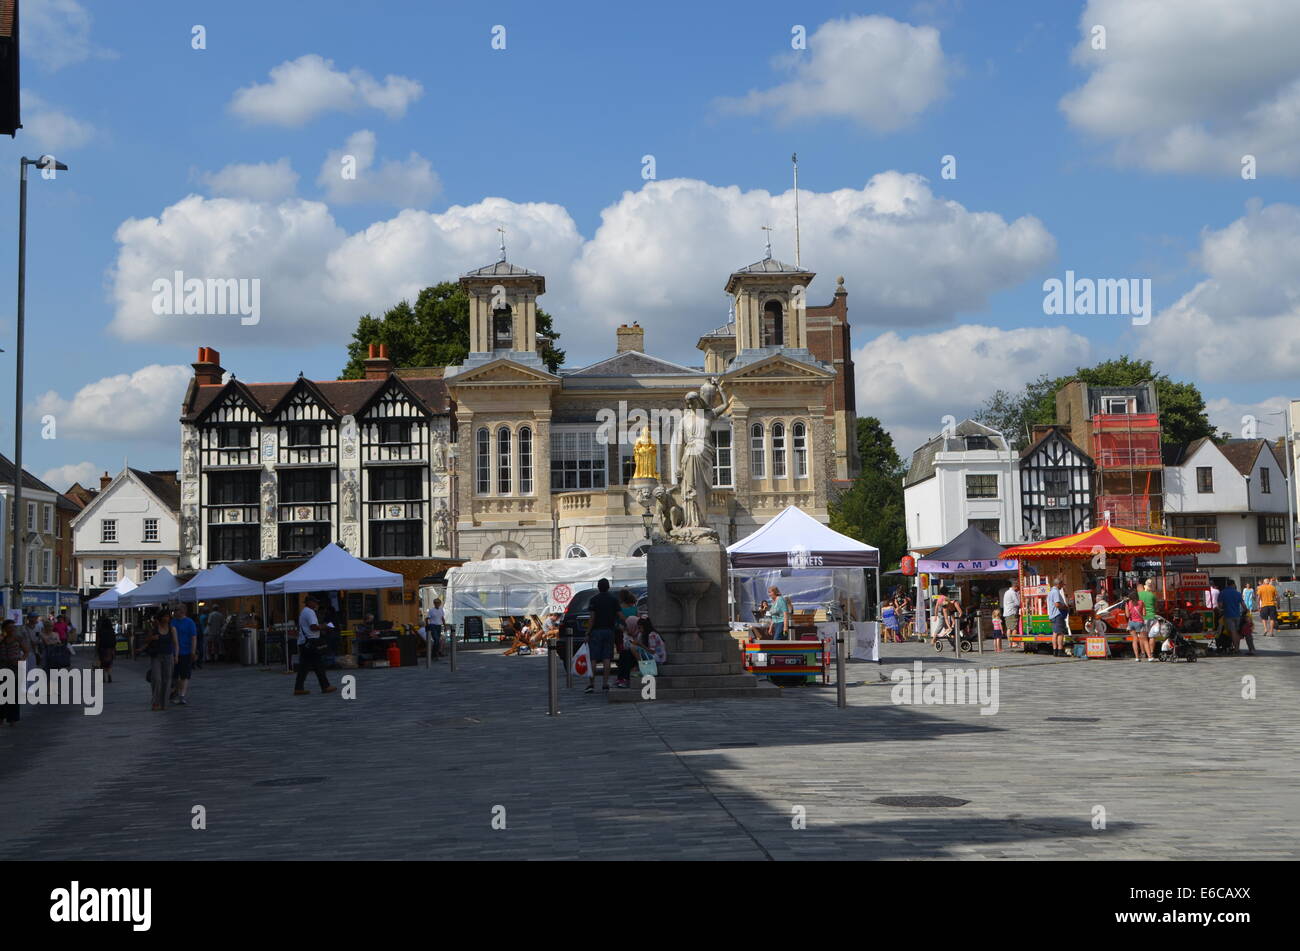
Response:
[1154, 618, 1198, 663]
[933, 609, 975, 653]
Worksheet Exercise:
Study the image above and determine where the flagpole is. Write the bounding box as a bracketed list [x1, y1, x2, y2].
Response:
[792, 153, 801, 268]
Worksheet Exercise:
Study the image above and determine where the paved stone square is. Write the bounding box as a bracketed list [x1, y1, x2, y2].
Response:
[2, 634, 1297, 860]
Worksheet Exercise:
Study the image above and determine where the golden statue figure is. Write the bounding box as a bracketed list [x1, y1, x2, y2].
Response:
[632, 425, 659, 480]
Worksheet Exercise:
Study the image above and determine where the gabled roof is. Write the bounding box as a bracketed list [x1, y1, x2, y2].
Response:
[183, 375, 450, 421]
[1020, 424, 1093, 464]
[0, 452, 62, 494]
[905, 420, 1007, 487]
[1219, 438, 1279, 477]
[130, 469, 182, 513]
[564, 351, 700, 378]
[267, 376, 342, 420]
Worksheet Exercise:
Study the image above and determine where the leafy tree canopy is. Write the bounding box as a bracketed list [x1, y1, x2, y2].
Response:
[830, 417, 908, 571]
[340, 282, 565, 378]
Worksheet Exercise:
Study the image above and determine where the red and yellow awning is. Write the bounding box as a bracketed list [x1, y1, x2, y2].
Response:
[1000, 524, 1220, 560]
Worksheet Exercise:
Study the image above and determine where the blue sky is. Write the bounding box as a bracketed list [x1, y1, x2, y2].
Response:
[3, 0, 1299, 489]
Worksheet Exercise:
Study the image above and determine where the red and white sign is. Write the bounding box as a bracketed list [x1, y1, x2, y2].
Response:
[1177, 572, 1209, 589]
[551, 583, 574, 607]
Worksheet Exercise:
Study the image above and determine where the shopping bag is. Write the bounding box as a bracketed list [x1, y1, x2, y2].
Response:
[930, 615, 942, 637]
[635, 646, 658, 678]
[570, 643, 592, 678]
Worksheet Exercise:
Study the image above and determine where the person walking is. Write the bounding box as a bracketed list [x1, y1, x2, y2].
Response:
[1257, 577, 1278, 636]
[1242, 581, 1256, 616]
[204, 605, 225, 664]
[425, 598, 445, 659]
[170, 604, 198, 705]
[584, 578, 620, 694]
[0, 619, 29, 726]
[20, 614, 42, 670]
[1047, 577, 1070, 657]
[293, 596, 336, 696]
[768, 586, 793, 640]
[1002, 580, 1021, 646]
[1219, 579, 1253, 655]
[145, 610, 178, 711]
[95, 614, 117, 683]
[1125, 591, 1152, 661]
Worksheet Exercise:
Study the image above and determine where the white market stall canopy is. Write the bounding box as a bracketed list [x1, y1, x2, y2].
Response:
[265, 543, 404, 594]
[446, 556, 647, 623]
[728, 506, 880, 568]
[174, 564, 267, 602]
[118, 567, 181, 607]
[87, 576, 138, 609]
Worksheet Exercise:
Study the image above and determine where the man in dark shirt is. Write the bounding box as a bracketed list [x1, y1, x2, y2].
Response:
[170, 603, 200, 705]
[585, 578, 620, 694]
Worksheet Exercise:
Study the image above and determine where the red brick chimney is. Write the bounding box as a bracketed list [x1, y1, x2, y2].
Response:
[99, 471, 112, 490]
[363, 343, 394, 380]
[193, 346, 224, 385]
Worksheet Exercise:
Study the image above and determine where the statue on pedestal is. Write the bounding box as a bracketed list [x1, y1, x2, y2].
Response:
[671, 377, 730, 539]
[632, 425, 659, 480]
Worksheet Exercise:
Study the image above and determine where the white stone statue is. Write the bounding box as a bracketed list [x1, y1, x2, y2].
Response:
[672, 377, 729, 531]
[434, 502, 450, 551]
[433, 433, 447, 472]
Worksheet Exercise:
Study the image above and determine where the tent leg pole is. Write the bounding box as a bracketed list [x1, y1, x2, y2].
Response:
[259, 584, 268, 667]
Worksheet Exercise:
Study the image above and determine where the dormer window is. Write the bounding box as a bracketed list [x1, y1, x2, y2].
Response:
[762, 301, 784, 347]
[964, 435, 992, 451]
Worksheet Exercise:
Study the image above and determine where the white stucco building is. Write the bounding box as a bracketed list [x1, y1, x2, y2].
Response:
[72, 468, 181, 596]
[903, 420, 1021, 550]
[1163, 438, 1292, 585]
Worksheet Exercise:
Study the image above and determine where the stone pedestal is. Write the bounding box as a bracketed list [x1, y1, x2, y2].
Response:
[610, 539, 779, 702]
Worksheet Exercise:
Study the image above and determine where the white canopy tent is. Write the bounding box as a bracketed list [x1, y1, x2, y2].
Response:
[265, 543, 404, 594]
[174, 564, 266, 602]
[118, 567, 182, 608]
[727, 506, 881, 623]
[445, 556, 647, 625]
[87, 576, 138, 609]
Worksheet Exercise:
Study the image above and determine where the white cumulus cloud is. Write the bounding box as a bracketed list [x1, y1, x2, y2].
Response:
[40, 461, 103, 493]
[23, 0, 114, 71]
[717, 15, 948, 130]
[1061, 0, 1300, 174]
[199, 158, 299, 202]
[317, 131, 440, 207]
[229, 54, 423, 126]
[855, 323, 1091, 456]
[28, 364, 192, 443]
[1137, 200, 1300, 380]
[572, 173, 1055, 349]
[21, 91, 94, 150]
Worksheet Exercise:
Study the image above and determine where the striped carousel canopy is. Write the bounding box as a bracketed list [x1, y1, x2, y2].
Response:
[999, 524, 1221, 560]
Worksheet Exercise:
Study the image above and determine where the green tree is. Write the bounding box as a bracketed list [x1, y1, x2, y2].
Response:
[830, 417, 908, 570]
[977, 357, 1214, 448]
[340, 282, 565, 378]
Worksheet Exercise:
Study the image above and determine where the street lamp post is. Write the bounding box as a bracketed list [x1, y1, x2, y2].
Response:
[11, 155, 67, 617]
[1266, 410, 1298, 582]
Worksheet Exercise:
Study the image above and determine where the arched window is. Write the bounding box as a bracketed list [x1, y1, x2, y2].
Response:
[630, 541, 652, 558]
[792, 421, 808, 478]
[772, 422, 787, 478]
[518, 426, 533, 494]
[564, 543, 589, 559]
[762, 300, 784, 347]
[750, 423, 766, 478]
[493, 305, 514, 350]
[476, 428, 490, 494]
[497, 427, 512, 494]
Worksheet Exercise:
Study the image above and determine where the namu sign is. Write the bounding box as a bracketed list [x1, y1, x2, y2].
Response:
[916, 558, 1019, 574]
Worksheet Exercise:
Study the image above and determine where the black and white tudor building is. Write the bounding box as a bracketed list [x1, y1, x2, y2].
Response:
[1018, 425, 1095, 541]
[178, 346, 453, 569]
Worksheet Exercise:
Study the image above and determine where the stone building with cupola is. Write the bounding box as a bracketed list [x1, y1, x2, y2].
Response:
[444, 248, 860, 562]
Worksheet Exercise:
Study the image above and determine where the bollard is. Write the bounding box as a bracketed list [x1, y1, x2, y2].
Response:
[564, 634, 573, 688]
[836, 625, 847, 709]
[547, 644, 560, 716]
[449, 624, 457, 673]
